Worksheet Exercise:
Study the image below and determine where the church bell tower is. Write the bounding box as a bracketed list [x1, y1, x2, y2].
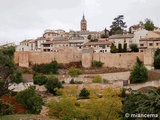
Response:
[81, 14, 87, 31]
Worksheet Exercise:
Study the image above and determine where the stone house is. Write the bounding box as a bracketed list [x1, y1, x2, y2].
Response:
[83, 41, 112, 53]
[16, 45, 30, 51]
[9, 74, 33, 92]
[109, 34, 134, 50]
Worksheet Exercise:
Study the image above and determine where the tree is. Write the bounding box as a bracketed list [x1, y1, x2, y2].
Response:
[144, 19, 154, 31]
[11, 69, 23, 84]
[33, 74, 47, 85]
[110, 15, 127, 35]
[130, 57, 148, 83]
[154, 48, 160, 69]
[45, 76, 63, 95]
[123, 43, 127, 52]
[101, 34, 108, 38]
[47, 87, 122, 120]
[129, 43, 139, 52]
[87, 35, 91, 40]
[118, 43, 122, 53]
[15, 86, 44, 114]
[79, 88, 90, 98]
[0, 99, 13, 116]
[110, 43, 117, 53]
[0, 46, 15, 96]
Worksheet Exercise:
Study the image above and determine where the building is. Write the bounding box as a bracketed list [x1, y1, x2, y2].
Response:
[43, 29, 66, 40]
[109, 34, 134, 49]
[83, 41, 112, 53]
[139, 31, 160, 52]
[81, 14, 87, 31]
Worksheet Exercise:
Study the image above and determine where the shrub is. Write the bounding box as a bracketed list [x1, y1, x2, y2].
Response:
[33, 61, 61, 74]
[79, 88, 90, 98]
[92, 60, 104, 67]
[118, 43, 122, 53]
[129, 44, 139, 52]
[103, 79, 109, 84]
[33, 74, 47, 85]
[68, 68, 83, 77]
[92, 75, 102, 83]
[15, 86, 44, 114]
[75, 81, 83, 84]
[154, 48, 160, 69]
[70, 79, 75, 84]
[45, 76, 63, 95]
[62, 80, 65, 84]
[130, 57, 148, 83]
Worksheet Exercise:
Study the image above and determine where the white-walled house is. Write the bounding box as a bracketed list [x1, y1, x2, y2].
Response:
[16, 45, 30, 51]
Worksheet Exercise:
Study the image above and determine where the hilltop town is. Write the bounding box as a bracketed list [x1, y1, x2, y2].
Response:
[0, 15, 160, 120]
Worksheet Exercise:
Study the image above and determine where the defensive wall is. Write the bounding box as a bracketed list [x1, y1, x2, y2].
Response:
[14, 48, 154, 70]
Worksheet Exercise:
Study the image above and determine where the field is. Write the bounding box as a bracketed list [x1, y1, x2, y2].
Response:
[0, 114, 54, 120]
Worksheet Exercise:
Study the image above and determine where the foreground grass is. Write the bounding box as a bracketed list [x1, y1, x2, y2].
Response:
[0, 114, 53, 120]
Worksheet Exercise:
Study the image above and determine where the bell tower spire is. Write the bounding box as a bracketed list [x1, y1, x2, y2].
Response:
[80, 12, 87, 31]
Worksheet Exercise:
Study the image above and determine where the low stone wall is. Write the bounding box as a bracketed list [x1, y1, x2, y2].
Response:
[124, 80, 160, 90]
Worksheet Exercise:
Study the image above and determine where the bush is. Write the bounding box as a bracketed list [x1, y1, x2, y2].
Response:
[103, 79, 109, 84]
[33, 74, 47, 85]
[68, 68, 83, 77]
[154, 48, 160, 69]
[15, 86, 44, 114]
[130, 57, 148, 83]
[79, 88, 90, 98]
[70, 79, 75, 84]
[129, 44, 139, 52]
[33, 61, 61, 74]
[92, 60, 104, 67]
[45, 76, 63, 95]
[62, 80, 65, 84]
[92, 75, 102, 83]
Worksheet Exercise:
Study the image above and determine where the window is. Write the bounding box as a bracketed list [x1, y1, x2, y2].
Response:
[140, 50, 143, 52]
[149, 43, 153, 46]
[156, 43, 159, 46]
[140, 44, 144, 46]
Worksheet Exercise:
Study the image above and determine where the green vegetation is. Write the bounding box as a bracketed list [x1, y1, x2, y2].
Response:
[45, 76, 63, 95]
[33, 74, 47, 85]
[110, 43, 117, 53]
[118, 43, 122, 53]
[110, 15, 127, 35]
[103, 79, 109, 84]
[0, 46, 17, 96]
[90, 39, 98, 42]
[129, 43, 139, 52]
[0, 114, 52, 120]
[144, 18, 154, 31]
[11, 69, 23, 84]
[70, 79, 83, 84]
[47, 87, 122, 120]
[154, 48, 160, 69]
[0, 99, 13, 116]
[122, 88, 160, 119]
[68, 68, 83, 77]
[123, 43, 127, 52]
[130, 57, 148, 83]
[33, 61, 61, 74]
[101, 33, 108, 38]
[79, 88, 90, 98]
[15, 86, 44, 114]
[92, 60, 104, 67]
[92, 75, 102, 83]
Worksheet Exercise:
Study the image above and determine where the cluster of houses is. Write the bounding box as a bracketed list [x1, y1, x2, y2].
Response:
[1, 15, 160, 53]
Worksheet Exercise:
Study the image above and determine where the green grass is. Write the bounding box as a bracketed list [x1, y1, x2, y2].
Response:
[0, 114, 53, 120]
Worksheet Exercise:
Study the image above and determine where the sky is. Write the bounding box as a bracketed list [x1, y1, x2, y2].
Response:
[0, 0, 160, 45]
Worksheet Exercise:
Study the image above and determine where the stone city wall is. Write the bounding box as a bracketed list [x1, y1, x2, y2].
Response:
[15, 48, 154, 69]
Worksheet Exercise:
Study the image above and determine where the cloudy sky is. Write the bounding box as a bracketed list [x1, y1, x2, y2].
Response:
[0, 0, 160, 45]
